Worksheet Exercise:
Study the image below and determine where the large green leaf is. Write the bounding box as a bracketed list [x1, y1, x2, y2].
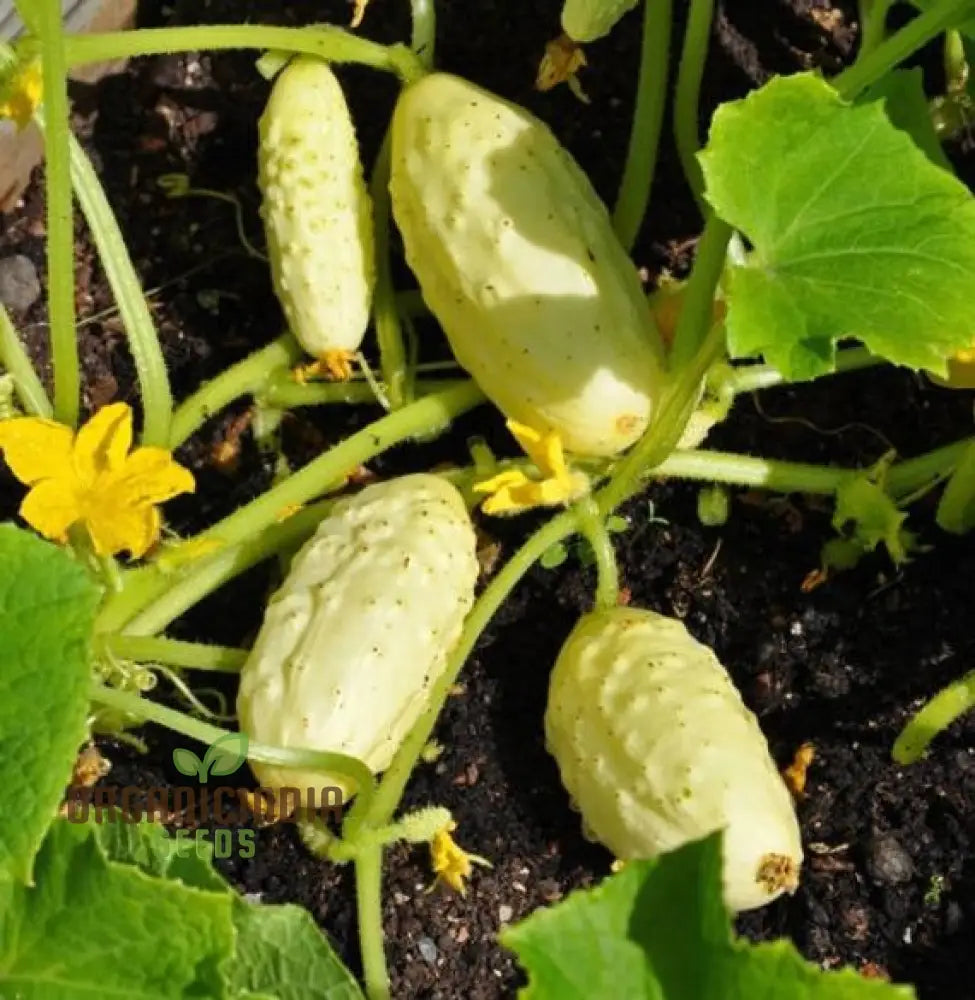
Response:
[0, 819, 235, 998]
[699, 73, 975, 380]
[0, 525, 101, 883]
[501, 834, 916, 999]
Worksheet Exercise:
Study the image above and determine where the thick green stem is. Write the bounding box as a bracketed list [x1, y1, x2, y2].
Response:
[32, 0, 78, 427]
[893, 669, 975, 764]
[673, 0, 714, 209]
[370, 131, 410, 409]
[89, 681, 377, 801]
[410, 0, 436, 67]
[612, 0, 672, 250]
[0, 304, 51, 417]
[576, 497, 620, 609]
[858, 0, 894, 57]
[56, 25, 425, 83]
[656, 448, 858, 493]
[102, 634, 248, 671]
[726, 345, 880, 396]
[169, 335, 302, 448]
[55, 127, 172, 444]
[832, 0, 975, 100]
[263, 374, 469, 409]
[355, 845, 392, 1000]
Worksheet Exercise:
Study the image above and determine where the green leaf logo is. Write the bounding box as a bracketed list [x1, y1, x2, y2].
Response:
[172, 732, 248, 783]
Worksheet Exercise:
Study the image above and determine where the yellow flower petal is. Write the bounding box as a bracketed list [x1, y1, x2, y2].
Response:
[472, 469, 531, 495]
[0, 417, 74, 485]
[19, 478, 82, 543]
[108, 447, 195, 505]
[0, 60, 43, 130]
[73, 403, 133, 486]
[85, 499, 160, 558]
[428, 822, 491, 896]
[506, 420, 570, 486]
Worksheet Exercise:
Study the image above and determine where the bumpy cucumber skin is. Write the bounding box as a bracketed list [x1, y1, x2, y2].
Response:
[389, 72, 664, 458]
[237, 474, 478, 801]
[258, 57, 375, 358]
[545, 606, 803, 912]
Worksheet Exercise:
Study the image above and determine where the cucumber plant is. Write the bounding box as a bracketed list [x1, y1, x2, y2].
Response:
[2, 0, 975, 996]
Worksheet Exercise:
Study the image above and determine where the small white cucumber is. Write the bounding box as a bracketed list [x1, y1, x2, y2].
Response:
[561, 0, 640, 43]
[389, 72, 665, 457]
[237, 474, 478, 802]
[545, 606, 803, 912]
[257, 57, 375, 359]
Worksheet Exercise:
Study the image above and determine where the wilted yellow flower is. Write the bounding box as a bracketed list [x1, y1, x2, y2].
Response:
[0, 403, 194, 557]
[428, 821, 491, 896]
[474, 420, 588, 515]
[0, 60, 43, 130]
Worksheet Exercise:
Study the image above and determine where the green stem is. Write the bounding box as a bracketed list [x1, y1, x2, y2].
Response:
[858, 0, 894, 57]
[887, 436, 973, 497]
[55, 25, 425, 83]
[348, 507, 579, 832]
[355, 846, 392, 1000]
[893, 669, 975, 764]
[169, 334, 303, 448]
[370, 130, 410, 409]
[832, 0, 975, 100]
[612, 0, 672, 250]
[33, 0, 79, 428]
[89, 681, 377, 801]
[102, 634, 248, 671]
[0, 304, 51, 417]
[263, 374, 469, 409]
[656, 447, 858, 493]
[410, 0, 436, 67]
[576, 497, 620, 609]
[99, 383, 484, 633]
[55, 127, 172, 444]
[673, 0, 714, 209]
[725, 345, 880, 396]
[96, 499, 337, 635]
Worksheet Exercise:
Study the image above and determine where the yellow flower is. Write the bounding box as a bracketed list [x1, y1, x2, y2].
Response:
[0, 403, 194, 558]
[428, 821, 491, 896]
[0, 60, 43, 130]
[473, 420, 588, 515]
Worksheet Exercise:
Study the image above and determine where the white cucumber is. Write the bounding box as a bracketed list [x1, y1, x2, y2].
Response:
[545, 606, 803, 911]
[237, 474, 478, 801]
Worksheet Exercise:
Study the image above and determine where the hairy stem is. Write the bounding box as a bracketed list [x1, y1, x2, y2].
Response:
[263, 375, 469, 409]
[355, 845, 392, 1000]
[725, 345, 880, 395]
[89, 681, 377, 802]
[33, 0, 78, 427]
[0, 304, 51, 417]
[102, 634, 248, 671]
[57, 25, 426, 83]
[673, 0, 715, 209]
[576, 497, 620, 609]
[612, 0, 672, 250]
[169, 334, 302, 448]
[370, 130, 410, 409]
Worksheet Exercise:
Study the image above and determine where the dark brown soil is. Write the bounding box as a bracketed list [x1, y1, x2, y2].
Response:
[3, 0, 975, 997]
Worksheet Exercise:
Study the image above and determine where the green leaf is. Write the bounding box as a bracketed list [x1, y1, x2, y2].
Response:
[229, 898, 366, 1000]
[0, 819, 235, 998]
[560, 0, 639, 42]
[699, 73, 975, 380]
[858, 69, 952, 171]
[936, 439, 975, 533]
[832, 474, 914, 564]
[501, 833, 915, 999]
[0, 525, 101, 883]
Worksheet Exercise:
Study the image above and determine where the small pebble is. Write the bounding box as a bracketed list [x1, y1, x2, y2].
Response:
[417, 936, 437, 964]
[498, 904, 514, 924]
[0, 255, 41, 312]
[866, 835, 915, 886]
